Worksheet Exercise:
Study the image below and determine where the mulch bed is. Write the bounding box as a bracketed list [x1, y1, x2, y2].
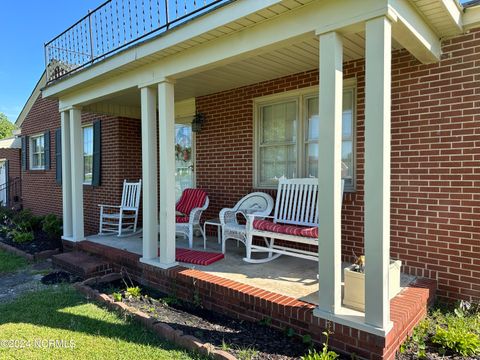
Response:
[41, 271, 82, 285]
[91, 278, 334, 360]
[0, 230, 62, 255]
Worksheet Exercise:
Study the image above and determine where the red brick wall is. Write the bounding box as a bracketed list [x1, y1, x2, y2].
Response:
[20, 95, 142, 235]
[196, 28, 480, 302]
[0, 148, 21, 182]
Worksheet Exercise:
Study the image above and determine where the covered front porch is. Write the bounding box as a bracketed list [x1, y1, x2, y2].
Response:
[42, 0, 462, 356]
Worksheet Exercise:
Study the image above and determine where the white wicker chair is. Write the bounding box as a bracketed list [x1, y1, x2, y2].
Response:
[98, 180, 142, 237]
[175, 189, 209, 248]
[219, 192, 274, 254]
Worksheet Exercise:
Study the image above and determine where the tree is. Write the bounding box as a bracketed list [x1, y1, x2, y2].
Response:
[0, 113, 16, 140]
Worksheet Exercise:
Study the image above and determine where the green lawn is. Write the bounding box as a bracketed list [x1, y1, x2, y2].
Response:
[0, 285, 204, 360]
[0, 248, 28, 274]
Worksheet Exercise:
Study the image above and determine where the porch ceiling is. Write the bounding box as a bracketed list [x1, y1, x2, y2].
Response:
[83, 32, 403, 116]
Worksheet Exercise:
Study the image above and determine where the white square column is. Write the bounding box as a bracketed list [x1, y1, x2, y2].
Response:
[69, 107, 84, 241]
[158, 79, 178, 269]
[364, 16, 393, 331]
[140, 86, 159, 261]
[316, 31, 343, 314]
[60, 110, 73, 239]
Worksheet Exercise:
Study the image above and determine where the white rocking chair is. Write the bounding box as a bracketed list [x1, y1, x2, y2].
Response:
[99, 180, 142, 237]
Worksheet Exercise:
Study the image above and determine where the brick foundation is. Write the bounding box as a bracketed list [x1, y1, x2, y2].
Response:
[66, 239, 435, 360]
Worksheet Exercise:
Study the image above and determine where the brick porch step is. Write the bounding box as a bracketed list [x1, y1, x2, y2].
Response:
[52, 251, 112, 279]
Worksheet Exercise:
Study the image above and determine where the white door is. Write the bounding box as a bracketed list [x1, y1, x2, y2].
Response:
[0, 161, 7, 206]
[175, 123, 195, 201]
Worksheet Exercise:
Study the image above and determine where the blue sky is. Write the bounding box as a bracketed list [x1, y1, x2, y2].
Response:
[0, 0, 472, 123]
[0, 1, 101, 122]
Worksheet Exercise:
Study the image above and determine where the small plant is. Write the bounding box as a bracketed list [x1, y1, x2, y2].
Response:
[302, 331, 339, 360]
[11, 230, 34, 244]
[192, 279, 202, 308]
[221, 339, 230, 351]
[237, 346, 258, 360]
[302, 334, 313, 345]
[112, 292, 123, 302]
[259, 317, 272, 327]
[162, 295, 180, 306]
[284, 327, 295, 338]
[42, 214, 62, 240]
[126, 286, 141, 298]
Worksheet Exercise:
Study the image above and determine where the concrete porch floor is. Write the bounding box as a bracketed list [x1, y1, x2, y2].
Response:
[86, 232, 416, 305]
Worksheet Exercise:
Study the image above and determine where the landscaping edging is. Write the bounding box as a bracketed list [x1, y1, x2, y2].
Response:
[0, 241, 60, 262]
[73, 273, 237, 360]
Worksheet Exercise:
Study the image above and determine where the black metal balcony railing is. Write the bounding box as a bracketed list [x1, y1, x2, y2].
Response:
[45, 0, 230, 83]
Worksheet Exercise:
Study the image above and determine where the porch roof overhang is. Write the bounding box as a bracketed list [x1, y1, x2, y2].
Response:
[42, 0, 465, 111]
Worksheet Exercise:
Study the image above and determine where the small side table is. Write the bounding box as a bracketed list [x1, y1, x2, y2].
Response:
[203, 218, 222, 249]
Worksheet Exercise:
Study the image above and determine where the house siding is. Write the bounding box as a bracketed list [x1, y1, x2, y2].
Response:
[195, 27, 480, 302]
[20, 95, 142, 234]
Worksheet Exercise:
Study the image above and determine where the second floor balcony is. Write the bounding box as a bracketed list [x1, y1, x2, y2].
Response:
[45, 0, 232, 83]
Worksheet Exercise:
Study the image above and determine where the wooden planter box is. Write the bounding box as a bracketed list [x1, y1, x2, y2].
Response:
[343, 260, 402, 312]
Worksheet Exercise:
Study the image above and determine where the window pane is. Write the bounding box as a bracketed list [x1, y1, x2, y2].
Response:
[342, 141, 353, 179]
[83, 126, 94, 183]
[305, 143, 318, 178]
[84, 155, 93, 183]
[261, 101, 297, 144]
[343, 90, 353, 138]
[306, 97, 319, 141]
[259, 145, 296, 185]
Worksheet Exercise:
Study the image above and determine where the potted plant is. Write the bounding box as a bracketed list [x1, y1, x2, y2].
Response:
[343, 256, 402, 312]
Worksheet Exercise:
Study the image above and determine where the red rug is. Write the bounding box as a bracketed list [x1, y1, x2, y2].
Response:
[157, 248, 224, 266]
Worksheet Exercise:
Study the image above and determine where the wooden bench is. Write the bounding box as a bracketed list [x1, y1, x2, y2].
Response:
[244, 178, 344, 263]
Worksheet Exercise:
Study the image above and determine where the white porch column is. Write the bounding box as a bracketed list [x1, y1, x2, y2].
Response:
[364, 16, 392, 331]
[158, 79, 178, 268]
[140, 86, 159, 261]
[316, 31, 343, 314]
[69, 107, 84, 241]
[60, 110, 73, 239]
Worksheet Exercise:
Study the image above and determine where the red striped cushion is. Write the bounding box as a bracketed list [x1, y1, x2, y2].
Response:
[176, 215, 190, 223]
[176, 188, 207, 216]
[253, 219, 318, 238]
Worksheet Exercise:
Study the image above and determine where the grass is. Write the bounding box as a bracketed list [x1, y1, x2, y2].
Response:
[0, 285, 205, 360]
[0, 248, 28, 274]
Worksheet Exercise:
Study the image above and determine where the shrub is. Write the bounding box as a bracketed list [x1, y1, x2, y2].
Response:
[432, 320, 480, 356]
[12, 209, 34, 226]
[0, 207, 14, 225]
[12, 230, 34, 244]
[42, 214, 62, 240]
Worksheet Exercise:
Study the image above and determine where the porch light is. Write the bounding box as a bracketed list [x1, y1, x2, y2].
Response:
[191, 112, 206, 133]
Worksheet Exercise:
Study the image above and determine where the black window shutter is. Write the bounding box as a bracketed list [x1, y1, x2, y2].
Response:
[5, 160, 9, 205]
[92, 120, 101, 186]
[21, 136, 28, 171]
[44, 130, 51, 170]
[55, 129, 62, 184]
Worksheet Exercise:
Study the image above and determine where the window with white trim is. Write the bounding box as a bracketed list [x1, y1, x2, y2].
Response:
[29, 134, 45, 170]
[83, 125, 93, 184]
[255, 86, 356, 190]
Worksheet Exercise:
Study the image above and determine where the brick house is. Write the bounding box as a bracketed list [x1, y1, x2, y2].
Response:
[12, 0, 480, 358]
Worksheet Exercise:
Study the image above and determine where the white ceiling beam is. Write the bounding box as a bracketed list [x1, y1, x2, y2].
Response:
[389, 0, 442, 63]
[463, 3, 480, 31]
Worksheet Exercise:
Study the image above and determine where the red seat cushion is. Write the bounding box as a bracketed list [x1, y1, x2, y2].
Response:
[176, 215, 190, 223]
[253, 219, 318, 238]
[176, 189, 207, 216]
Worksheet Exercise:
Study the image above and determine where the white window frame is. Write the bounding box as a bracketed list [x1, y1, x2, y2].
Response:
[83, 124, 94, 185]
[254, 80, 357, 191]
[29, 134, 45, 171]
